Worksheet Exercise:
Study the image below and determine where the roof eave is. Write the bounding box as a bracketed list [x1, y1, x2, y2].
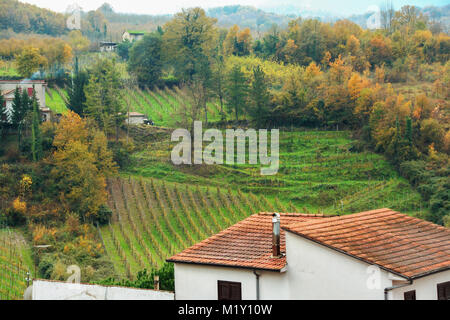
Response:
[410, 266, 450, 280]
[166, 259, 285, 273]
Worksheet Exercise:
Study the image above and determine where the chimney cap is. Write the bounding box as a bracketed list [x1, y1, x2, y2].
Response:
[272, 212, 280, 222]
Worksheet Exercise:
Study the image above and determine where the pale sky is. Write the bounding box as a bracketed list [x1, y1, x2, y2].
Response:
[19, 0, 448, 16]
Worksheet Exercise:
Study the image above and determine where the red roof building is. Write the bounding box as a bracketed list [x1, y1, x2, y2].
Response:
[168, 209, 450, 300]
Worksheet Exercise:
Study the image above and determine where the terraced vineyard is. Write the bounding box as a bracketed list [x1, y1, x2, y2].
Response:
[127, 130, 425, 216]
[122, 86, 223, 127]
[45, 85, 223, 127]
[0, 229, 34, 300]
[101, 176, 294, 278]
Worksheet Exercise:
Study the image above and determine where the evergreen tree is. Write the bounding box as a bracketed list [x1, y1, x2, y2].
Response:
[212, 54, 226, 121]
[21, 89, 31, 115]
[30, 88, 42, 161]
[67, 57, 88, 116]
[84, 57, 125, 141]
[0, 94, 6, 137]
[11, 87, 31, 147]
[225, 65, 248, 121]
[11, 87, 22, 127]
[249, 66, 270, 127]
[405, 116, 413, 146]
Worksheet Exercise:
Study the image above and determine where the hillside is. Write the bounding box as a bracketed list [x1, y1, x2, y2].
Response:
[0, 0, 67, 36]
[207, 5, 295, 32]
[348, 4, 450, 31]
[100, 124, 425, 279]
[127, 129, 424, 215]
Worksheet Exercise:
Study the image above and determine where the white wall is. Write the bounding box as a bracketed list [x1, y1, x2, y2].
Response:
[285, 232, 393, 300]
[173, 233, 450, 300]
[0, 82, 46, 110]
[126, 116, 146, 125]
[173, 263, 289, 300]
[391, 270, 450, 300]
[32, 280, 174, 300]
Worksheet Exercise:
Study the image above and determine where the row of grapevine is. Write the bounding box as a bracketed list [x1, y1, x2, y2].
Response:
[101, 176, 285, 279]
[0, 229, 33, 300]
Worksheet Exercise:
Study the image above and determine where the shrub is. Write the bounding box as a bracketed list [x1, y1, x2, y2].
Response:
[92, 204, 112, 226]
[38, 257, 54, 279]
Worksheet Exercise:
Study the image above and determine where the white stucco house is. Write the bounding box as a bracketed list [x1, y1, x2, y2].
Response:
[0, 80, 48, 122]
[167, 208, 450, 300]
[125, 112, 148, 125]
[122, 31, 146, 43]
[99, 41, 117, 52]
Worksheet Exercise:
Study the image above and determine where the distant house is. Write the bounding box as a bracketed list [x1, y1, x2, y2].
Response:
[122, 30, 146, 42]
[0, 80, 48, 123]
[125, 112, 148, 125]
[168, 209, 450, 300]
[99, 41, 117, 52]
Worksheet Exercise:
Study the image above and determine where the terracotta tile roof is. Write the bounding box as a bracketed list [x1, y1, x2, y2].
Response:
[283, 208, 450, 279]
[1, 89, 14, 96]
[167, 212, 328, 271]
[127, 112, 145, 117]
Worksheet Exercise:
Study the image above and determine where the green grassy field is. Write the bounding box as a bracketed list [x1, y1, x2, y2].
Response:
[45, 87, 68, 114]
[0, 228, 34, 300]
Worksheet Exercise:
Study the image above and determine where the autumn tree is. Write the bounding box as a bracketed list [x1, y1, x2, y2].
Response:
[366, 35, 393, 68]
[50, 111, 116, 222]
[16, 47, 47, 78]
[293, 19, 327, 65]
[223, 25, 253, 56]
[68, 30, 90, 54]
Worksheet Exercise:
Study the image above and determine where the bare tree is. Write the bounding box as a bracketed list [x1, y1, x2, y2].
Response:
[381, 0, 395, 33]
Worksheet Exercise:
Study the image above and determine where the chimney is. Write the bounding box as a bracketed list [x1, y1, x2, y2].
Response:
[272, 213, 281, 257]
[154, 275, 160, 290]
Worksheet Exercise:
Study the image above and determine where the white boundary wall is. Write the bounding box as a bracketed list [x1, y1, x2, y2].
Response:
[32, 280, 174, 300]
